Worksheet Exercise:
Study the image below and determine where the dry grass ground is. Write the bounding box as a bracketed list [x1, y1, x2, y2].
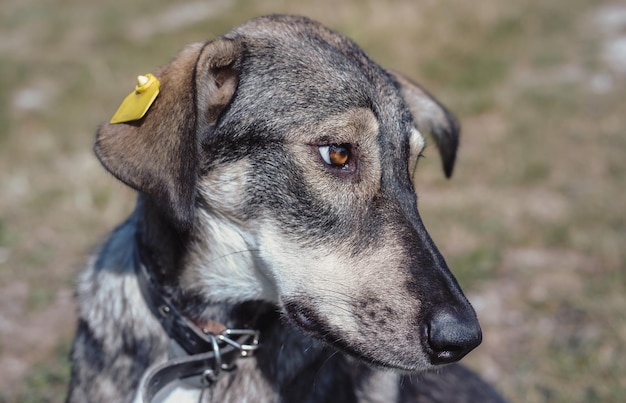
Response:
[1, 0, 625, 401]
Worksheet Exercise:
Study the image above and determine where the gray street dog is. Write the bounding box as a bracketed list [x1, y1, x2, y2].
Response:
[67, 14, 506, 403]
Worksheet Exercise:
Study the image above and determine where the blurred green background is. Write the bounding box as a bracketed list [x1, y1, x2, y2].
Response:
[1, 0, 625, 401]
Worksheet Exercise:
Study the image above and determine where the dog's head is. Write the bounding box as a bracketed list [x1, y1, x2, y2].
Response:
[95, 15, 480, 371]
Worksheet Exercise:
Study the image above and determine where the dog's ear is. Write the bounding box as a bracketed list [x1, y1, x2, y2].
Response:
[392, 72, 460, 178]
[94, 39, 240, 230]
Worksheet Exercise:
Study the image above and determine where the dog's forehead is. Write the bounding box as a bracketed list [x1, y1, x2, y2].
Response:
[231, 15, 366, 62]
[224, 15, 409, 129]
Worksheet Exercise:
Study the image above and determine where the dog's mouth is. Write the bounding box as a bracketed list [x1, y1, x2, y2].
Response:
[282, 300, 435, 372]
[284, 301, 327, 334]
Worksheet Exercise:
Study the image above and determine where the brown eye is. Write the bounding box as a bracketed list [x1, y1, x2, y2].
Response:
[319, 144, 350, 167]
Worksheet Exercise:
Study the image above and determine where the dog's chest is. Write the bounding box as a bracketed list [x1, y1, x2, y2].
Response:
[133, 359, 278, 403]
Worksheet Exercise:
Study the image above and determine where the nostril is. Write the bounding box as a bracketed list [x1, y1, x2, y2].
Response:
[426, 308, 482, 365]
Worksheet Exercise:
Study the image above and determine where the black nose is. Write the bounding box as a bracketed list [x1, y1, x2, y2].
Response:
[425, 308, 482, 365]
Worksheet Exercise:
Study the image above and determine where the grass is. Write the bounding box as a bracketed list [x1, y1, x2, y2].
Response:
[19, 340, 72, 403]
[1, 0, 625, 401]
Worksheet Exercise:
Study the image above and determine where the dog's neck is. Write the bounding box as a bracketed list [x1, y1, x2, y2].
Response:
[134, 196, 273, 331]
[132, 197, 276, 397]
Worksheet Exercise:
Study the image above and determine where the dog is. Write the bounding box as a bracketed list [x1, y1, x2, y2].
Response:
[67, 14, 505, 403]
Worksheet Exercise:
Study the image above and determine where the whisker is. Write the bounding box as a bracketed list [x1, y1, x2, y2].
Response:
[205, 248, 261, 266]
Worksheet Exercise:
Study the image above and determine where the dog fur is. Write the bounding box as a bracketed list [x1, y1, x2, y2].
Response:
[67, 14, 505, 402]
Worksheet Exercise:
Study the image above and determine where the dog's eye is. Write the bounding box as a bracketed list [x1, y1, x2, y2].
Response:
[319, 144, 350, 168]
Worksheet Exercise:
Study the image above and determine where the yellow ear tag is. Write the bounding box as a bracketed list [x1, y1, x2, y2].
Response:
[110, 74, 160, 124]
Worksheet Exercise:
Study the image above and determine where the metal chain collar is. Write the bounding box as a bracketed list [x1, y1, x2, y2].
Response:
[140, 328, 260, 402]
[135, 251, 261, 402]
